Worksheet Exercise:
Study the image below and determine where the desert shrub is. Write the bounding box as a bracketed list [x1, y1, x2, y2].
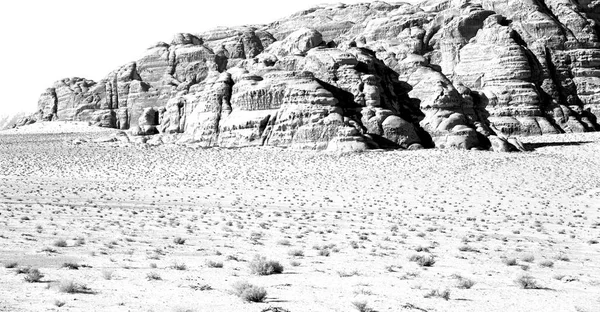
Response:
[206, 260, 223, 268]
[288, 249, 304, 257]
[457, 245, 476, 252]
[53, 239, 68, 247]
[249, 255, 283, 275]
[61, 262, 80, 270]
[424, 289, 450, 300]
[3, 261, 18, 269]
[539, 260, 554, 268]
[515, 275, 541, 289]
[41, 247, 57, 253]
[173, 237, 186, 245]
[277, 239, 291, 246]
[554, 254, 570, 262]
[337, 269, 360, 277]
[146, 272, 162, 281]
[399, 271, 420, 280]
[409, 254, 436, 267]
[170, 262, 187, 270]
[232, 281, 267, 302]
[502, 258, 518, 266]
[226, 254, 242, 262]
[190, 283, 213, 291]
[59, 280, 93, 294]
[520, 255, 535, 263]
[24, 268, 44, 283]
[318, 249, 331, 257]
[456, 277, 476, 289]
[54, 300, 66, 307]
[414, 245, 430, 252]
[351, 300, 374, 312]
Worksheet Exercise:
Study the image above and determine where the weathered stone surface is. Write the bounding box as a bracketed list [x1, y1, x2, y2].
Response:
[263, 28, 324, 57]
[23, 0, 600, 151]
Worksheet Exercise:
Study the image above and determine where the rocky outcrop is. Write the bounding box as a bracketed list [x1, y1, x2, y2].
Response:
[0, 111, 28, 130]
[20, 1, 600, 151]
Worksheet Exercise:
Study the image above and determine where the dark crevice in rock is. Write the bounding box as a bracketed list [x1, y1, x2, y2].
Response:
[544, 46, 566, 106]
[534, 0, 579, 42]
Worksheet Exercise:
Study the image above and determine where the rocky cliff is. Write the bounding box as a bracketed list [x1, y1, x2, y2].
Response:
[17, 0, 600, 151]
[0, 111, 27, 130]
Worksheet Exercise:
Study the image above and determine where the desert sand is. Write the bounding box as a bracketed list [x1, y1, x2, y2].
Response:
[0, 123, 599, 312]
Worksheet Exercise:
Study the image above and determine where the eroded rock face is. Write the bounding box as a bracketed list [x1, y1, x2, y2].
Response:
[24, 1, 600, 151]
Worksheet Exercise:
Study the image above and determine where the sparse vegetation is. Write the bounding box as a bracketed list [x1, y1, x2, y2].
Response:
[249, 255, 283, 275]
[456, 276, 476, 289]
[287, 249, 304, 257]
[520, 254, 535, 263]
[409, 254, 436, 267]
[502, 258, 518, 266]
[170, 262, 187, 270]
[277, 239, 291, 246]
[232, 281, 267, 302]
[515, 275, 542, 289]
[458, 245, 477, 252]
[2, 120, 600, 311]
[190, 283, 213, 291]
[206, 260, 223, 268]
[424, 288, 450, 300]
[318, 249, 331, 257]
[146, 272, 162, 281]
[58, 280, 93, 294]
[61, 262, 80, 270]
[53, 239, 68, 247]
[24, 268, 44, 283]
[351, 300, 374, 312]
[173, 237, 186, 245]
[3, 261, 18, 269]
[41, 247, 57, 253]
[337, 269, 360, 277]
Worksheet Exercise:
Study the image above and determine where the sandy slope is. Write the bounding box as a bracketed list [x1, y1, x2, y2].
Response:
[0, 124, 599, 312]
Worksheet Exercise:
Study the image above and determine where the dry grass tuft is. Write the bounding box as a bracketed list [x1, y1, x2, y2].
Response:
[232, 281, 267, 302]
[249, 255, 283, 275]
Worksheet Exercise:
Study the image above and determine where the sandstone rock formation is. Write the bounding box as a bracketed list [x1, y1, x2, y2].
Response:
[19, 0, 600, 151]
[0, 111, 28, 130]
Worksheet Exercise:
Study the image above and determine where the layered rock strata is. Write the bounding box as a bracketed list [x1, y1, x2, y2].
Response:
[18, 0, 600, 151]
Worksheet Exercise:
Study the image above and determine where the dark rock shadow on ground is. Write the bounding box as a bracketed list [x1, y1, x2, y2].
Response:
[524, 141, 592, 149]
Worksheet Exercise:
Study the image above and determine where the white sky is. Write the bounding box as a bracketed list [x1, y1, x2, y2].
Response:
[0, 1, 420, 115]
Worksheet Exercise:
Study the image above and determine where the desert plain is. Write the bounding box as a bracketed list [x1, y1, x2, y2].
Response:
[0, 122, 599, 312]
